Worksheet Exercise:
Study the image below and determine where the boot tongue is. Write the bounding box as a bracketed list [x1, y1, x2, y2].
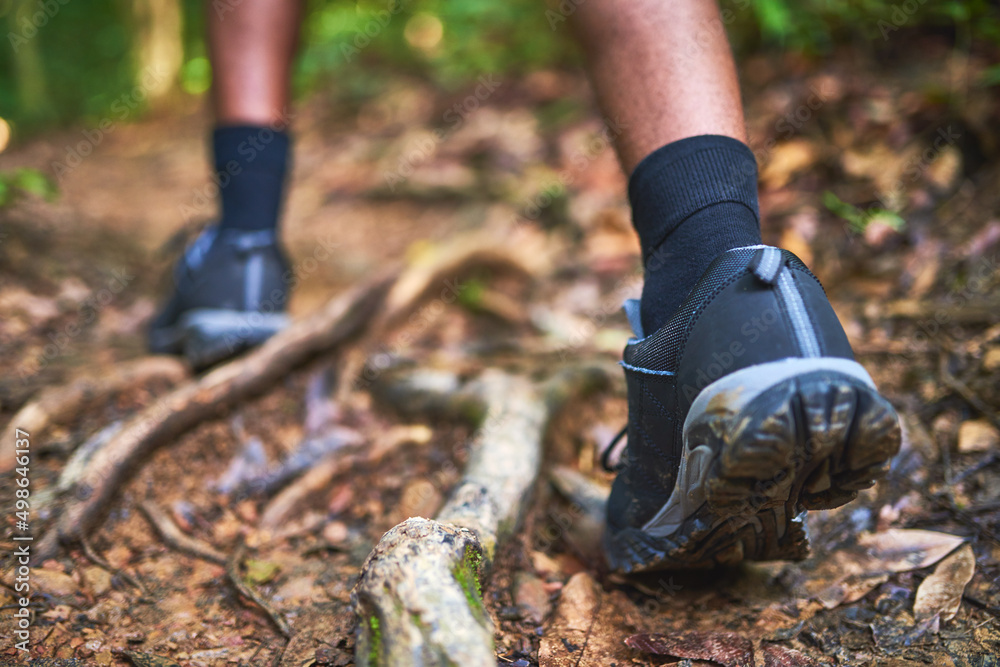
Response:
[623, 298, 644, 339]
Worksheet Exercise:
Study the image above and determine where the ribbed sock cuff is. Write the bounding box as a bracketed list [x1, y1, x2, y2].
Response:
[629, 134, 760, 259]
[213, 125, 290, 231]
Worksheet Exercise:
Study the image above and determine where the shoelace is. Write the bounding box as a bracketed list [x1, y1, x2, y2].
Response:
[601, 425, 628, 473]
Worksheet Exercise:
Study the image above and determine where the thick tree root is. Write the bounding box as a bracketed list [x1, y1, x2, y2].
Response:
[0, 356, 188, 472]
[35, 276, 394, 562]
[353, 367, 614, 666]
[353, 371, 545, 666]
[35, 234, 540, 563]
[353, 518, 492, 667]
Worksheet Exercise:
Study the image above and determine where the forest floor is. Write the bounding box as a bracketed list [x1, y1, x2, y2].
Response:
[2, 36, 1000, 667]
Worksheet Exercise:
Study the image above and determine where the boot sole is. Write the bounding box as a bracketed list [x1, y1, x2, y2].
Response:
[605, 358, 901, 573]
[149, 308, 288, 370]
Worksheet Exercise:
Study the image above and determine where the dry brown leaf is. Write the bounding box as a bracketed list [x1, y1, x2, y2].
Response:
[957, 420, 1000, 454]
[857, 529, 965, 573]
[761, 139, 819, 189]
[816, 573, 889, 609]
[984, 347, 1000, 373]
[761, 642, 823, 666]
[914, 543, 975, 623]
[31, 569, 79, 597]
[812, 529, 965, 609]
[625, 631, 754, 667]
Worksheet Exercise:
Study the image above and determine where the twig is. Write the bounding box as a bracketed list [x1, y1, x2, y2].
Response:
[270, 640, 288, 667]
[80, 537, 150, 599]
[258, 427, 419, 530]
[963, 594, 1000, 620]
[952, 453, 1000, 484]
[939, 354, 1000, 430]
[139, 500, 227, 565]
[883, 297, 1000, 324]
[226, 537, 292, 639]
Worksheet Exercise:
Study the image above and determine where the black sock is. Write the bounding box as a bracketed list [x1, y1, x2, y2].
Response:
[629, 134, 762, 335]
[213, 125, 291, 232]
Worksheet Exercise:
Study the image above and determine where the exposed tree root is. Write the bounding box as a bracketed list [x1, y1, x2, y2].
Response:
[139, 500, 227, 565]
[35, 275, 395, 562]
[548, 465, 610, 564]
[0, 356, 188, 472]
[226, 538, 293, 639]
[258, 426, 427, 531]
[36, 234, 540, 563]
[353, 367, 614, 666]
[353, 518, 492, 667]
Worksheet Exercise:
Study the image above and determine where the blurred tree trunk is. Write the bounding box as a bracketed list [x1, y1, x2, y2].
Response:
[8, 0, 54, 121]
[130, 0, 184, 103]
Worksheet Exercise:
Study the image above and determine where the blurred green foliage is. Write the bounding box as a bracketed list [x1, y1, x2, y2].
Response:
[0, 0, 998, 141]
[823, 190, 905, 235]
[0, 167, 57, 207]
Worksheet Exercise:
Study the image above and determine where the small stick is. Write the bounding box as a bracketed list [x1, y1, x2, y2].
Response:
[940, 354, 1000, 429]
[139, 500, 227, 565]
[226, 537, 292, 638]
[80, 537, 150, 598]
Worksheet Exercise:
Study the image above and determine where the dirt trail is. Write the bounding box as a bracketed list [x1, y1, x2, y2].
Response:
[1, 44, 1000, 666]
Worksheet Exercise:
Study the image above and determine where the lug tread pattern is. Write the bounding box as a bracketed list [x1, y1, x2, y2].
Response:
[605, 370, 901, 573]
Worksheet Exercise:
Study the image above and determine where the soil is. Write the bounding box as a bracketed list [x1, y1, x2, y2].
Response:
[1, 37, 999, 666]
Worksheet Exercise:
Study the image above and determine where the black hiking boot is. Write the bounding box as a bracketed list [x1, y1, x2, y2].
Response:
[148, 226, 290, 370]
[605, 245, 901, 573]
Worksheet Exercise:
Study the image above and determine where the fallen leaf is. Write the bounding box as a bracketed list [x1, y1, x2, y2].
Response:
[761, 643, 823, 666]
[811, 529, 965, 609]
[82, 566, 112, 597]
[815, 572, 889, 609]
[244, 559, 280, 585]
[32, 569, 78, 597]
[957, 420, 1000, 454]
[514, 571, 551, 624]
[761, 139, 819, 189]
[914, 543, 975, 623]
[625, 631, 754, 667]
[857, 529, 965, 573]
[983, 347, 1000, 373]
